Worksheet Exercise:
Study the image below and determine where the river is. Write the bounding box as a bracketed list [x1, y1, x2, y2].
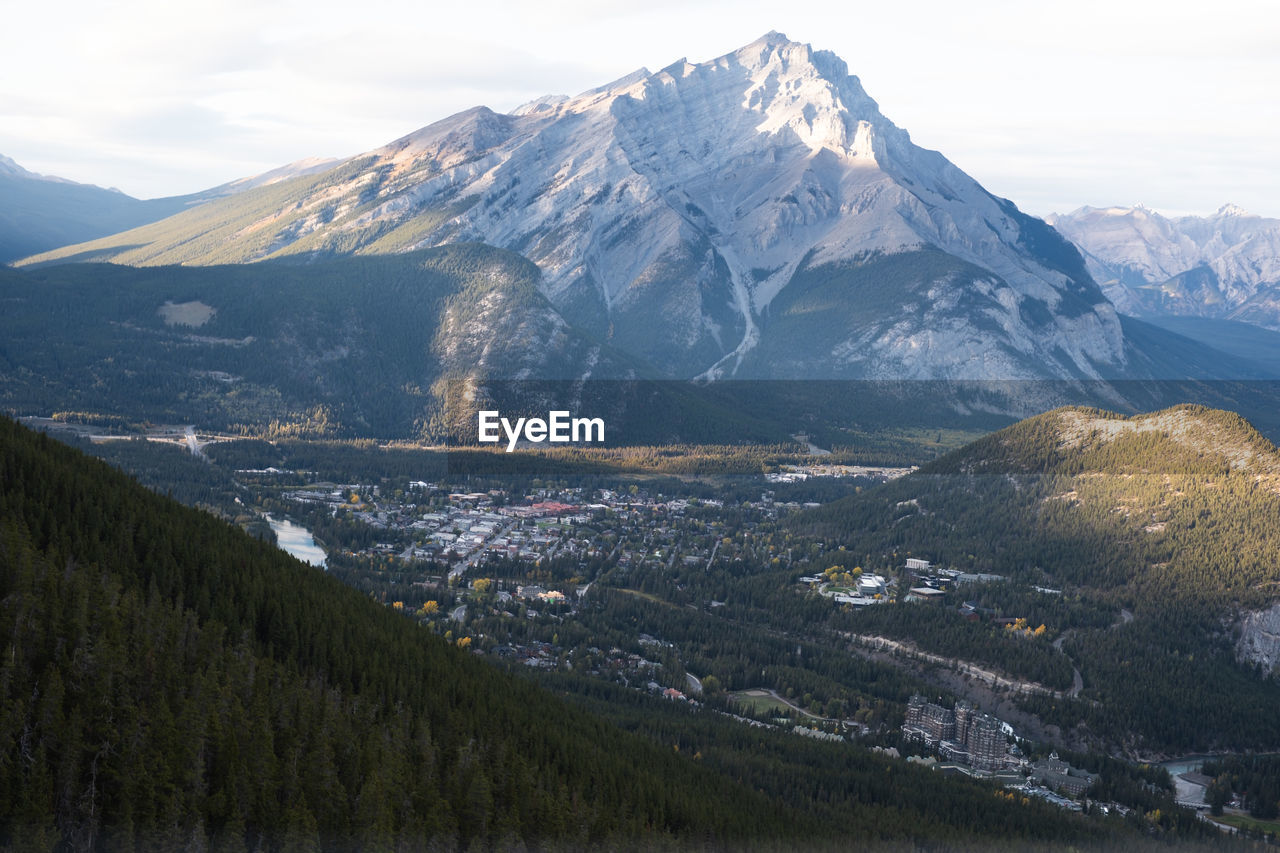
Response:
[1161, 755, 1217, 808]
[266, 515, 327, 568]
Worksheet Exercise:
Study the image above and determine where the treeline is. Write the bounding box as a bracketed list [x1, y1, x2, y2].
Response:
[206, 437, 816, 483]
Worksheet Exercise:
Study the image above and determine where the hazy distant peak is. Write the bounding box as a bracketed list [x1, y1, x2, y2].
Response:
[0, 154, 86, 187]
[1050, 202, 1280, 326]
[0, 154, 38, 178]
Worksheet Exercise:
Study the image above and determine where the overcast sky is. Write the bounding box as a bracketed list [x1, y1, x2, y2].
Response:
[2, 0, 1277, 217]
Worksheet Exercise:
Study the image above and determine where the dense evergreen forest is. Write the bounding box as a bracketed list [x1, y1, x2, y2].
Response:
[1201, 755, 1280, 818]
[0, 415, 1196, 851]
[0, 417, 811, 849]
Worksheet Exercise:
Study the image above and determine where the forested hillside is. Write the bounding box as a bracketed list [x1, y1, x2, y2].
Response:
[795, 405, 1280, 752]
[0, 245, 631, 439]
[0, 253, 1004, 449]
[0, 416, 805, 849]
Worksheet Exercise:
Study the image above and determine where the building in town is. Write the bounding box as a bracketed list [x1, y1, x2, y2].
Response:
[1029, 753, 1098, 797]
[904, 695, 1011, 771]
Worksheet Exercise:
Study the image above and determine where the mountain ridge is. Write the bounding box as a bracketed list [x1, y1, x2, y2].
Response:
[930, 402, 1280, 477]
[21, 34, 1157, 383]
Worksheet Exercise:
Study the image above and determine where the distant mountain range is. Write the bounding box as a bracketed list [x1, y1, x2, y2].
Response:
[17, 33, 1264, 385]
[1047, 204, 1280, 330]
[0, 154, 194, 262]
[0, 154, 338, 264]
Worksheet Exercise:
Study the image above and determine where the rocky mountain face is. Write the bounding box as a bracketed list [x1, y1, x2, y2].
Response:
[1047, 204, 1280, 329]
[27, 33, 1170, 382]
[1238, 602, 1280, 675]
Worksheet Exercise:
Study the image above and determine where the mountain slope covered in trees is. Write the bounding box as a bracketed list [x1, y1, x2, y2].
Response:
[0, 416, 795, 848]
[0, 245, 642, 439]
[4, 248, 1280, 453]
[795, 405, 1280, 753]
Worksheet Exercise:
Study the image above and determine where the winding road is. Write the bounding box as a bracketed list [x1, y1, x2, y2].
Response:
[1051, 608, 1131, 699]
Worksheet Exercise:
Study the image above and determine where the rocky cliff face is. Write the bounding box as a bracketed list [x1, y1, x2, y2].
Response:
[1048, 205, 1280, 329]
[420, 34, 1125, 379]
[287, 33, 1132, 380]
[1237, 603, 1280, 675]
